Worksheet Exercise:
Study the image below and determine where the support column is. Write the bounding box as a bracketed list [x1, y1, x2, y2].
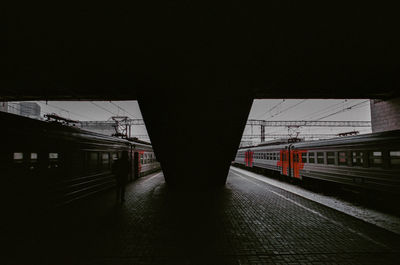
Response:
[138, 91, 253, 188]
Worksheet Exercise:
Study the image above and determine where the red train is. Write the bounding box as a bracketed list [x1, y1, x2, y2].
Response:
[234, 130, 400, 194]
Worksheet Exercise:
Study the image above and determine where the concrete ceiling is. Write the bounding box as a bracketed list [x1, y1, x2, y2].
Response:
[2, 2, 399, 100]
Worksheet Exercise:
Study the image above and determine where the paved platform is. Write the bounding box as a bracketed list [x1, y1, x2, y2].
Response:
[3, 168, 400, 264]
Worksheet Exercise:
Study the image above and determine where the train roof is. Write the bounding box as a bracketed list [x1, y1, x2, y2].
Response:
[237, 130, 400, 152]
[238, 143, 289, 151]
[292, 130, 400, 149]
[128, 138, 153, 150]
[1, 111, 131, 146]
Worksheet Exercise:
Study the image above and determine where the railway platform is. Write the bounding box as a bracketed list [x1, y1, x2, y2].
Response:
[2, 169, 400, 265]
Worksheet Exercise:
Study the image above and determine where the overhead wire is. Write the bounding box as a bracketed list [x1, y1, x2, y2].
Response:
[308, 100, 370, 121]
[5, 101, 94, 121]
[265, 100, 369, 139]
[315, 100, 370, 120]
[307, 100, 353, 120]
[91, 101, 118, 116]
[42, 102, 93, 120]
[256, 99, 285, 119]
[270, 99, 308, 118]
[300, 100, 348, 120]
[248, 99, 370, 143]
[109, 101, 138, 119]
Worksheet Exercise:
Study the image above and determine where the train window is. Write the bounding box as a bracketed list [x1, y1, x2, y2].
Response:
[301, 153, 307, 163]
[13, 152, 23, 163]
[327, 152, 335, 165]
[317, 152, 324, 164]
[352, 151, 364, 166]
[102, 153, 109, 165]
[28, 153, 38, 170]
[112, 153, 118, 160]
[49, 153, 58, 159]
[369, 151, 383, 167]
[390, 151, 400, 166]
[48, 152, 60, 169]
[88, 152, 98, 169]
[308, 152, 315, 163]
[338, 152, 347, 165]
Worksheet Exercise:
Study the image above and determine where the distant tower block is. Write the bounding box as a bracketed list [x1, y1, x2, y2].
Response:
[0, 102, 8, 112]
[370, 98, 400, 133]
[19, 102, 41, 119]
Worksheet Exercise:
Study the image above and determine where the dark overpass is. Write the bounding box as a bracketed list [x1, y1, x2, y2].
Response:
[3, 2, 399, 186]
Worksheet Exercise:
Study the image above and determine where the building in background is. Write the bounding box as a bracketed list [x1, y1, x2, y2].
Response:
[0, 102, 8, 112]
[79, 121, 116, 136]
[370, 98, 400, 133]
[0, 102, 41, 119]
[20, 102, 41, 119]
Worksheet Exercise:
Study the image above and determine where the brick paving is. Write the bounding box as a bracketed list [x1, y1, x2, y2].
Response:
[3, 169, 400, 264]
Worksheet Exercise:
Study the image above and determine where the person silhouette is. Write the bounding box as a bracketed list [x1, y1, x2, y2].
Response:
[113, 150, 130, 203]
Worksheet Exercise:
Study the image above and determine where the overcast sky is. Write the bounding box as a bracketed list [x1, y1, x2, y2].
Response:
[244, 99, 371, 143]
[30, 99, 371, 143]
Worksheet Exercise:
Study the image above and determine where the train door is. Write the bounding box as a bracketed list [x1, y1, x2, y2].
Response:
[291, 149, 306, 179]
[133, 151, 140, 179]
[278, 149, 291, 176]
[129, 147, 134, 182]
[245, 150, 253, 167]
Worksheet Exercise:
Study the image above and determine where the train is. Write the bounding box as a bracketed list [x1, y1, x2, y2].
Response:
[0, 111, 160, 210]
[234, 130, 400, 195]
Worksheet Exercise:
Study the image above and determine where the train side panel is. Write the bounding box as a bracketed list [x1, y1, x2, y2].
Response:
[234, 130, 400, 195]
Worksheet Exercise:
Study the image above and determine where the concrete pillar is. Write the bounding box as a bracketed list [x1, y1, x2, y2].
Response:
[370, 98, 400, 133]
[138, 91, 253, 188]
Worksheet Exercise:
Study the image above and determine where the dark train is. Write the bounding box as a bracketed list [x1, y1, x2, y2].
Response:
[0, 111, 160, 210]
[234, 130, 400, 195]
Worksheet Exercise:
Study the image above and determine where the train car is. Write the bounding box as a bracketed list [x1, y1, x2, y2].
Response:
[0, 111, 160, 211]
[129, 139, 160, 178]
[291, 130, 400, 194]
[234, 130, 400, 194]
[235, 143, 287, 174]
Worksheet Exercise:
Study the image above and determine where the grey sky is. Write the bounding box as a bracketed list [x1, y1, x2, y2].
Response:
[30, 99, 371, 143]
